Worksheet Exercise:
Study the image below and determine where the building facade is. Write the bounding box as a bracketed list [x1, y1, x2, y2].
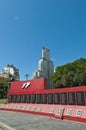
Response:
[0, 64, 20, 81]
[32, 47, 54, 88]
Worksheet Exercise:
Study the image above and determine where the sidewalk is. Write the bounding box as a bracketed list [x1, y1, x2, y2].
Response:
[0, 111, 86, 130]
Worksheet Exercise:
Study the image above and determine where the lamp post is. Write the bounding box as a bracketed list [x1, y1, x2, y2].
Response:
[25, 74, 29, 80]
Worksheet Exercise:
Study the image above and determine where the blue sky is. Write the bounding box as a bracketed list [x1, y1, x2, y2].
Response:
[0, 0, 86, 80]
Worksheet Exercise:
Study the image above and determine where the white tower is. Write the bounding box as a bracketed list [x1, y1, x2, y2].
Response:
[32, 47, 54, 88]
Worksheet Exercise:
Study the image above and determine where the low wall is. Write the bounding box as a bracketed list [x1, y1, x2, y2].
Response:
[0, 104, 86, 123]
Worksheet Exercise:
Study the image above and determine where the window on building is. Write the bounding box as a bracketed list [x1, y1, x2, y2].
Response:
[17, 95, 21, 103]
[21, 95, 26, 103]
[13, 95, 17, 103]
[37, 94, 41, 104]
[53, 93, 60, 104]
[48, 93, 53, 104]
[68, 92, 75, 105]
[61, 92, 67, 105]
[31, 94, 36, 103]
[26, 94, 31, 103]
[76, 91, 85, 106]
[41, 94, 47, 104]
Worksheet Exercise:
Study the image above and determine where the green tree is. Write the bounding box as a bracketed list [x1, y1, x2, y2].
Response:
[0, 77, 9, 99]
[51, 58, 86, 88]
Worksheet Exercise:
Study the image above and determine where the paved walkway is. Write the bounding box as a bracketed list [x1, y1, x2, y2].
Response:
[0, 111, 86, 130]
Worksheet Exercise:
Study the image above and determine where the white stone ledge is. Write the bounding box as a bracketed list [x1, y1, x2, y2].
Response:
[0, 122, 16, 130]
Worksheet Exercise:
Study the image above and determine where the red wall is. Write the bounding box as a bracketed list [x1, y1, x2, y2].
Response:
[8, 78, 48, 95]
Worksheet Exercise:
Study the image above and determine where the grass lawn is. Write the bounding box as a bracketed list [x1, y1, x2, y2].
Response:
[0, 99, 7, 104]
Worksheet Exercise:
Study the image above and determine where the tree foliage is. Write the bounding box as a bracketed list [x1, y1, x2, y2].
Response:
[50, 58, 86, 88]
[0, 75, 19, 99]
[0, 77, 9, 99]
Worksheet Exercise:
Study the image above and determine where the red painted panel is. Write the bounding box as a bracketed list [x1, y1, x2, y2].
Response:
[63, 105, 86, 123]
[8, 78, 48, 95]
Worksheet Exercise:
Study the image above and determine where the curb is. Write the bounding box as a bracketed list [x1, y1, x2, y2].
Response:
[0, 122, 16, 130]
